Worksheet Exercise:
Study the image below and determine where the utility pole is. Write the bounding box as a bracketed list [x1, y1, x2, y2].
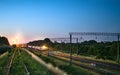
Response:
[117, 35, 119, 63]
[76, 38, 79, 55]
[61, 40, 62, 51]
[69, 32, 120, 63]
[70, 33, 72, 65]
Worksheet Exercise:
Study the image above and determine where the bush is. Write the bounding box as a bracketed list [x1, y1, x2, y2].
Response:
[0, 46, 11, 54]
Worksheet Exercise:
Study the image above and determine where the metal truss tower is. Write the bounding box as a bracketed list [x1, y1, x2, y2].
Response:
[69, 32, 120, 65]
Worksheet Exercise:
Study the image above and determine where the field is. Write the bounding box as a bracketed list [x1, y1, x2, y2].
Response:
[0, 47, 120, 75]
[27, 47, 120, 75]
[0, 48, 55, 75]
[27, 48, 97, 75]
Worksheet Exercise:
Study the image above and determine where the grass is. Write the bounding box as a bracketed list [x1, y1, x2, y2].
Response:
[0, 48, 55, 75]
[0, 50, 14, 75]
[27, 48, 120, 75]
[0, 52, 9, 75]
[29, 49, 96, 75]
[42, 55, 96, 75]
[21, 49, 55, 75]
[9, 48, 26, 75]
[59, 51, 118, 64]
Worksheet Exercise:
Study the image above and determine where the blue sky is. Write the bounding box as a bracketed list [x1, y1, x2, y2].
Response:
[0, 0, 120, 44]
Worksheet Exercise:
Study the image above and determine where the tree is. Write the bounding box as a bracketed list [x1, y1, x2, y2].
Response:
[0, 36, 10, 46]
[44, 38, 54, 50]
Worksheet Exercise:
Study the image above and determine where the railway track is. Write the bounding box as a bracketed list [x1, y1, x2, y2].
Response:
[46, 51, 120, 70]
[26, 48, 120, 75]
[27, 47, 120, 71]
[55, 53, 120, 71]
[41, 51, 120, 75]
[6, 48, 30, 75]
[7, 48, 16, 75]
[24, 48, 68, 75]
[18, 48, 30, 75]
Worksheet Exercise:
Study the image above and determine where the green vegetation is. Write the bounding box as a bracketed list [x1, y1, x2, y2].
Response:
[0, 36, 10, 55]
[41, 56, 94, 75]
[0, 36, 9, 46]
[0, 47, 56, 75]
[27, 38, 53, 47]
[0, 53, 9, 75]
[0, 46, 11, 55]
[0, 47, 13, 75]
[21, 49, 55, 75]
[9, 48, 26, 75]
[31, 50, 96, 75]
[27, 38, 120, 61]
[53, 40, 120, 61]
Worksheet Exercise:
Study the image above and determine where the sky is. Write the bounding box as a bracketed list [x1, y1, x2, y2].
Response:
[0, 0, 120, 44]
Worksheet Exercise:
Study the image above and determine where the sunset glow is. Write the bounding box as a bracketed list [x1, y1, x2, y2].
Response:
[9, 33, 24, 45]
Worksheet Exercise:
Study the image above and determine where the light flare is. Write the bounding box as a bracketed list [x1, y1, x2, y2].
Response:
[9, 33, 24, 45]
[41, 45, 48, 50]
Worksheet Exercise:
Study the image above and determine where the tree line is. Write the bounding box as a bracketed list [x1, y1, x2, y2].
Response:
[27, 38, 120, 61]
[0, 36, 10, 54]
[54, 40, 120, 61]
[0, 36, 9, 46]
